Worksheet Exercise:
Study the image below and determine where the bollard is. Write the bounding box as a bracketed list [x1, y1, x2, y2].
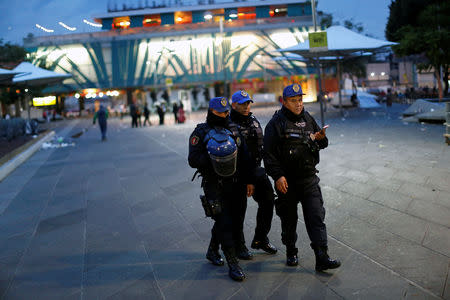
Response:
[445, 102, 450, 145]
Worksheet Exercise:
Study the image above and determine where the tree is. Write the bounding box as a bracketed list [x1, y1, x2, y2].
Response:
[386, 0, 450, 98]
[0, 40, 28, 117]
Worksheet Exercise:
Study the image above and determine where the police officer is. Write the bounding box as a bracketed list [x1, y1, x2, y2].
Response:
[230, 90, 277, 256]
[188, 96, 255, 281]
[263, 84, 341, 271]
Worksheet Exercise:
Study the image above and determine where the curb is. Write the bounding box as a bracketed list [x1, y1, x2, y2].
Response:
[0, 131, 56, 182]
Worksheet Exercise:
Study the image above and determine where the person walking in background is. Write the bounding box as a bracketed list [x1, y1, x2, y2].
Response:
[130, 100, 138, 128]
[157, 103, 165, 125]
[173, 102, 179, 123]
[137, 106, 142, 127]
[143, 103, 151, 126]
[177, 102, 186, 123]
[93, 101, 109, 141]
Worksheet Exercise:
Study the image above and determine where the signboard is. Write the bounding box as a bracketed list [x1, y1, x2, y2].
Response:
[33, 96, 56, 106]
[165, 78, 173, 87]
[308, 32, 328, 52]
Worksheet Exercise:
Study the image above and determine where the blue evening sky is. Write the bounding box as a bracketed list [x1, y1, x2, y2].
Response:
[0, 0, 392, 45]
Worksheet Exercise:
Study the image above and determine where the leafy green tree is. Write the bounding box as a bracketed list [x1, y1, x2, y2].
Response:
[386, 0, 450, 98]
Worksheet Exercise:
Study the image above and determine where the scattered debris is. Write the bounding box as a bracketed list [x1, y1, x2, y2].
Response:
[41, 136, 75, 149]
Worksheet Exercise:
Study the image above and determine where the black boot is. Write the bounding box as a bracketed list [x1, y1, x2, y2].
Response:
[206, 244, 224, 266]
[223, 248, 245, 281]
[286, 246, 298, 266]
[236, 245, 253, 260]
[312, 245, 341, 272]
[251, 239, 278, 255]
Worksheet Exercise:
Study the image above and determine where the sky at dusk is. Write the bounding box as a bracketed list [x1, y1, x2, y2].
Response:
[0, 0, 392, 45]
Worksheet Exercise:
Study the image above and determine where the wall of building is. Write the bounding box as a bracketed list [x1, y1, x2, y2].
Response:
[29, 26, 314, 93]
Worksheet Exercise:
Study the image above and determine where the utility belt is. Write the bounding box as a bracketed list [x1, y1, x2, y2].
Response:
[200, 195, 222, 217]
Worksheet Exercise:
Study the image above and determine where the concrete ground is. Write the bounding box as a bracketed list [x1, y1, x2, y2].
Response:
[0, 103, 448, 300]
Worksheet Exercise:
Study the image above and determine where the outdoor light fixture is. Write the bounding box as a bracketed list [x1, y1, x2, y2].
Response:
[75, 93, 80, 99]
[204, 12, 213, 20]
[176, 17, 183, 22]
[83, 19, 102, 27]
[58, 22, 77, 31]
[370, 72, 375, 77]
[229, 10, 238, 18]
[36, 24, 54, 33]
[381, 72, 386, 76]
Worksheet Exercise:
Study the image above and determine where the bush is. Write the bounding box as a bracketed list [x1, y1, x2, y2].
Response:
[0, 118, 26, 141]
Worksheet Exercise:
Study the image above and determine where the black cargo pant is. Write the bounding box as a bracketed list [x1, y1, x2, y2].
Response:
[203, 178, 247, 252]
[275, 175, 327, 254]
[252, 168, 275, 243]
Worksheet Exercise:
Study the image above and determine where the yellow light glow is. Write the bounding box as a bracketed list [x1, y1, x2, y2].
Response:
[33, 96, 56, 106]
[176, 17, 183, 22]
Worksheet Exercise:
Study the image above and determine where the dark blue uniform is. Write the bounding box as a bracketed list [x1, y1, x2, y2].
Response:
[188, 109, 254, 280]
[230, 109, 276, 252]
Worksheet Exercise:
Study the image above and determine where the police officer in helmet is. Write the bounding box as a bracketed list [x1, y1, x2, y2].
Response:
[188, 96, 255, 281]
[230, 90, 277, 256]
[264, 84, 341, 271]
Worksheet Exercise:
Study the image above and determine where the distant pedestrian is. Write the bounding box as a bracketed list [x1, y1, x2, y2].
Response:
[130, 101, 138, 128]
[137, 106, 142, 127]
[143, 103, 151, 126]
[157, 103, 165, 125]
[93, 102, 109, 141]
[177, 102, 186, 124]
[173, 102, 179, 123]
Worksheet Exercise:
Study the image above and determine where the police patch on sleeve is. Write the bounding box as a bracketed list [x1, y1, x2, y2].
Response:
[236, 136, 241, 146]
[190, 135, 199, 145]
[253, 121, 259, 128]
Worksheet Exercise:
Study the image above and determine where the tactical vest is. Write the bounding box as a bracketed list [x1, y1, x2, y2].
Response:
[277, 112, 319, 177]
[230, 116, 263, 165]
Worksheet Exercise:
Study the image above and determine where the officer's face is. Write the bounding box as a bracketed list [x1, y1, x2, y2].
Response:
[283, 95, 303, 115]
[211, 109, 229, 118]
[232, 101, 251, 116]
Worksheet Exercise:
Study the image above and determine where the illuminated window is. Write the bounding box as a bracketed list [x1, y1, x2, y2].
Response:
[270, 6, 287, 17]
[113, 16, 130, 29]
[143, 14, 161, 27]
[175, 11, 192, 24]
[237, 7, 256, 20]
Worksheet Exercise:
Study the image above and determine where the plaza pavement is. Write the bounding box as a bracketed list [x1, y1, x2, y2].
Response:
[0, 103, 448, 300]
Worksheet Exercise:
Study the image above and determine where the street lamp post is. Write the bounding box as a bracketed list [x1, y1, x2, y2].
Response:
[311, 0, 325, 127]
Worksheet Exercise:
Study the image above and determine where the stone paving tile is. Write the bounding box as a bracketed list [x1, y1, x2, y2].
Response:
[406, 200, 450, 227]
[337, 180, 378, 199]
[397, 182, 440, 202]
[426, 175, 450, 193]
[422, 222, 450, 257]
[366, 165, 396, 179]
[335, 169, 372, 184]
[106, 272, 163, 300]
[434, 190, 450, 208]
[369, 177, 404, 192]
[368, 188, 414, 211]
[371, 208, 428, 244]
[336, 217, 447, 298]
[3, 223, 84, 300]
[83, 262, 154, 300]
[326, 253, 439, 300]
[393, 170, 429, 185]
